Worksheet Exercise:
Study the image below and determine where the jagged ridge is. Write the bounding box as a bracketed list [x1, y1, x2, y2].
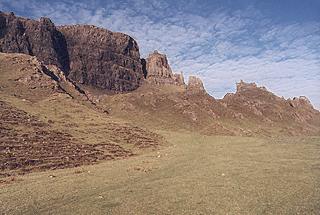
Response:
[0, 12, 319, 137]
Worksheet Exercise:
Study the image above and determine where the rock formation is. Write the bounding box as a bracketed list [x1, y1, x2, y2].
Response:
[0, 12, 209, 93]
[222, 80, 320, 128]
[145, 50, 185, 85]
[187, 76, 206, 94]
[236, 80, 267, 93]
[0, 12, 144, 92]
[59, 25, 144, 91]
[144, 50, 208, 95]
[288, 96, 314, 109]
[173, 72, 185, 85]
[0, 12, 69, 71]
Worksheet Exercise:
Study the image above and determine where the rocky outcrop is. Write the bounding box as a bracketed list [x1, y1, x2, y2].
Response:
[144, 50, 207, 94]
[236, 80, 267, 93]
[288, 96, 314, 109]
[146, 51, 173, 80]
[187, 76, 206, 94]
[173, 72, 185, 85]
[145, 50, 185, 85]
[222, 81, 320, 130]
[0, 12, 69, 72]
[59, 25, 144, 91]
[0, 12, 144, 92]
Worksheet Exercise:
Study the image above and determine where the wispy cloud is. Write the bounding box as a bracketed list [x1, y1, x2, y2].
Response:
[1, 0, 320, 109]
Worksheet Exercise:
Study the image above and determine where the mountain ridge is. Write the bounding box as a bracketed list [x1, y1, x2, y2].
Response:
[0, 12, 319, 138]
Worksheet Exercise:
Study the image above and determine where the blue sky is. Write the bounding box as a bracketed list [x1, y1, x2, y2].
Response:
[1, 0, 320, 109]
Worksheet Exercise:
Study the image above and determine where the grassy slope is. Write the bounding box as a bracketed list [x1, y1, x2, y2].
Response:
[1, 133, 320, 214]
[1, 53, 320, 214]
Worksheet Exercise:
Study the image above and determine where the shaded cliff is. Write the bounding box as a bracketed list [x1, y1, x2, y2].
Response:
[0, 12, 144, 92]
[59, 25, 144, 91]
[0, 12, 69, 71]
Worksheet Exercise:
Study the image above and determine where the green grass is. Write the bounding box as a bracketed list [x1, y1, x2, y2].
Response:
[1, 133, 320, 214]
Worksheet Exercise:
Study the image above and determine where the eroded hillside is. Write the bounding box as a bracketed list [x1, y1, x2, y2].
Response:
[0, 53, 163, 177]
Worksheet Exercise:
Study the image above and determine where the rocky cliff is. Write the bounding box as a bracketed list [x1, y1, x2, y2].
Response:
[0, 13, 207, 93]
[0, 12, 69, 71]
[187, 76, 206, 94]
[143, 50, 209, 95]
[145, 50, 185, 85]
[0, 12, 144, 92]
[59, 25, 143, 91]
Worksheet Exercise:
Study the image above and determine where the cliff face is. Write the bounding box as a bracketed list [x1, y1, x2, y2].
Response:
[187, 76, 206, 94]
[59, 25, 144, 91]
[0, 12, 144, 92]
[0, 13, 206, 93]
[0, 12, 69, 71]
[144, 50, 208, 95]
[145, 50, 185, 85]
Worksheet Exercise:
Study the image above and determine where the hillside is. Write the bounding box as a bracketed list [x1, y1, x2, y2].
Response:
[0, 50, 319, 178]
[91, 52, 320, 137]
[0, 53, 163, 177]
[1, 11, 320, 215]
[1, 13, 320, 176]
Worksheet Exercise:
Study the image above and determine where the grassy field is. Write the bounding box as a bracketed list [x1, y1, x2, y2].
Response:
[1, 132, 320, 215]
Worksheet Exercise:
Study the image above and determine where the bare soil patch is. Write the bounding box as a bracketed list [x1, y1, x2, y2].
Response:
[0, 100, 133, 177]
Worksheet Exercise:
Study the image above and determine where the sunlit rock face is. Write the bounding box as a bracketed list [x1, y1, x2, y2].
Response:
[173, 72, 185, 86]
[236, 80, 267, 93]
[145, 50, 185, 86]
[288, 96, 314, 109]
[187, 76, 206, 94]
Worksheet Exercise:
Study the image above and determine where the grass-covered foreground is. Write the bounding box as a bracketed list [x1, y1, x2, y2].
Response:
[1, 133, 319, 215]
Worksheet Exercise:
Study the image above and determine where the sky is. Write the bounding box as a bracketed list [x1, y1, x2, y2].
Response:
[1, 0, 320, 109]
